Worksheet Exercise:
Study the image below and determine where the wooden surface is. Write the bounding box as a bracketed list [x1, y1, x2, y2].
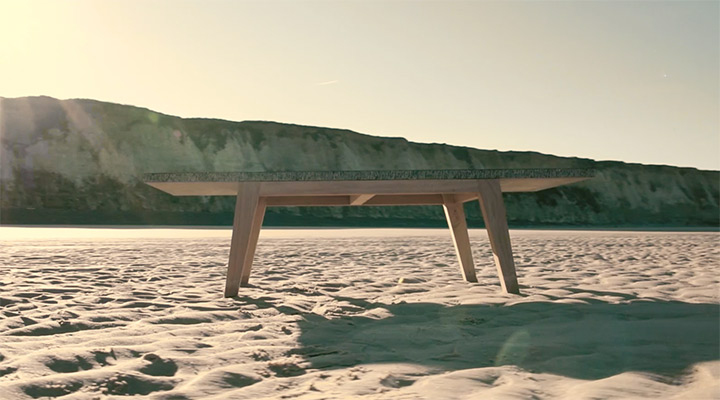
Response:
[146, 177, 590, 196]
[224, 182, 263, 297]
[144, 169, 593, 196]
[240, 197, 267, 288]
[263, 194, 466, 206]
[442, 194, 478, 283]
[350, 194, 375, 205]
[477, 180, 520, 294]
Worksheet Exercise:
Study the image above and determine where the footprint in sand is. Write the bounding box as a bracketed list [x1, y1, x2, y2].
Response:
[220, 372, 260, 388]
[268, 361, 306, 377]
[95, 373, 175, 396]
[93, 349, 117, 366]
[46, 356, 94, 373]
[140, 353, 178, 377]
[22, 381, 83, 398]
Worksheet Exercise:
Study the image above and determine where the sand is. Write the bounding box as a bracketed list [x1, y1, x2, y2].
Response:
[0, 228, 718, 399]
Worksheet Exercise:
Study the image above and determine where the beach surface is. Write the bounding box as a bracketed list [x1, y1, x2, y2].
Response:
[0, 228, 718, 399]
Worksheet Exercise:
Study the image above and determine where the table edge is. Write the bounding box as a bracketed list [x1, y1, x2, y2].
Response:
[142, 169, 596, 183]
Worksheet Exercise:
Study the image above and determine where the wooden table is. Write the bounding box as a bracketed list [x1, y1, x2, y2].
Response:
[144, 169, 593, 297]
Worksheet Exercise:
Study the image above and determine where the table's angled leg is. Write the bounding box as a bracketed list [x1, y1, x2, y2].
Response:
[477, 180, 520, 294]
[442, 194, 478, 282]
[240, 197, 267, 287]
[225, 182, 263, 297]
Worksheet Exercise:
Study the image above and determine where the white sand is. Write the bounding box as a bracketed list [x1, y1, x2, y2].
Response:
[0, 228, 718, 399]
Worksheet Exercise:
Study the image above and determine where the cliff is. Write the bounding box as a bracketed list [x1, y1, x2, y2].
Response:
[1, 96, 718, 228]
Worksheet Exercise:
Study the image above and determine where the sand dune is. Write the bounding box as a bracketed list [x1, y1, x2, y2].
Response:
[0, 228, 718, 399]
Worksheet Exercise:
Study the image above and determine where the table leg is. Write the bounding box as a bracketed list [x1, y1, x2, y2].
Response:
[477, 180, 520, 294]
[240, 198, 266, 287]
[224, 182, 264, 297]
[442, 194, 478, 282]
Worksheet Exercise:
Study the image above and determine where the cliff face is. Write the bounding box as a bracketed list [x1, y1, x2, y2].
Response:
[1, 96, 718, 228]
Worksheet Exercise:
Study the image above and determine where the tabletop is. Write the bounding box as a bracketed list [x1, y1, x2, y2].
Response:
[143, 168, 594, 183]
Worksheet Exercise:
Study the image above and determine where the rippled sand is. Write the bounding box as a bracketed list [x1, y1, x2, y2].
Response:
[0, 228, 718, 399]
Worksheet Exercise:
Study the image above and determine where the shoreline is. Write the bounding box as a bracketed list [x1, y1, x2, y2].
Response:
[1, 224, 718, 233]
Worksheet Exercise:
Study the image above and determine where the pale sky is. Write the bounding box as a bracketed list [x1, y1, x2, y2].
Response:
[1, 0, 718, 170]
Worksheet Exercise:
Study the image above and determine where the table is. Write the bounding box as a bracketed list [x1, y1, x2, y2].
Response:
[144, 169, 593, 297]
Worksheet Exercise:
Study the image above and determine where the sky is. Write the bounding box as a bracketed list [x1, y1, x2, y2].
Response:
[1, 0, 718, 170]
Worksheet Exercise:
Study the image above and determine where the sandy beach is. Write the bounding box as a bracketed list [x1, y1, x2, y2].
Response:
[0, 228, 718, 399]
